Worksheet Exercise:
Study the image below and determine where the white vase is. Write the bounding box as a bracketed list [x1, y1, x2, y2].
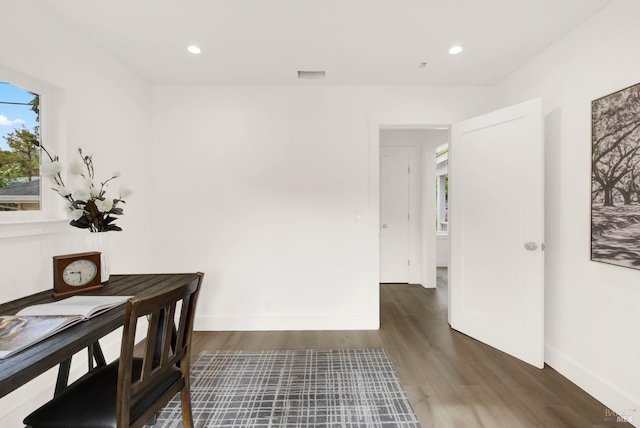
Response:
[85, 232, 113, 282]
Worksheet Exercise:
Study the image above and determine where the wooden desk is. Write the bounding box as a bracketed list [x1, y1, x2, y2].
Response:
[0, 273, 201, 399]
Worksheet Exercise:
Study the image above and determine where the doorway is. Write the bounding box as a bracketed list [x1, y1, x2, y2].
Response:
[366, 109, 462, 329]
[369, 101, 544, 368]
[379, 128, 449, 287]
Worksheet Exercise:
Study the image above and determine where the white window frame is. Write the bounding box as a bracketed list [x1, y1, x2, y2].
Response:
[436, 144, 448, 235]
[436, 173, 448, 234]
[0, 65, 68, 238]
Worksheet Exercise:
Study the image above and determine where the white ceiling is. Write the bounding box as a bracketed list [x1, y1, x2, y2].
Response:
[41, 0, 613, 86]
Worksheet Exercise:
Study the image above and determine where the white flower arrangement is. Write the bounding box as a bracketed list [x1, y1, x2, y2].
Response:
[36, 142, 132, 232]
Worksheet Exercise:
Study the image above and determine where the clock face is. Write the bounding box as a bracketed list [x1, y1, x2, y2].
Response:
[62, 259, 98, 287]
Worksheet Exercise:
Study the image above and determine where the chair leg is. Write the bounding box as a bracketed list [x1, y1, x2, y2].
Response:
[180, 386, 194, 428]
[142, 413, 157, 427]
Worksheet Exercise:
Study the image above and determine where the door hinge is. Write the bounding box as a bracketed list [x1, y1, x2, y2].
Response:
[407, 213, 410, 220]
[408, 259, 410, 266]
[408, 166, 410, 174]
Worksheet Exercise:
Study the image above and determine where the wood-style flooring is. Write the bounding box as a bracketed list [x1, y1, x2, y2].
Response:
[191, 272, 630, 427]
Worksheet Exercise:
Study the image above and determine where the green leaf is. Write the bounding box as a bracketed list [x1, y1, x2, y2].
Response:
[70, 219, 91, 229]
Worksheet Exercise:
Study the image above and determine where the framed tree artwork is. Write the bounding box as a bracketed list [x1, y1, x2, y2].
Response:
[591, 82, 640, 269]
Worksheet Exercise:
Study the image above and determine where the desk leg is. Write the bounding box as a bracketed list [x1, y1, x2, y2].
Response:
[54, 342, 107, 398]
[88, 341, 107, 370]
[54, 358, 72, 398]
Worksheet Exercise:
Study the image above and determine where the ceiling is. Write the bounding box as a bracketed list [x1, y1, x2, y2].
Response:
[41, 0, 613, 86]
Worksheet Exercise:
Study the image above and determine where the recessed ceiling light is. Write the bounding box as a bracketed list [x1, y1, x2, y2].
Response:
[187, 45, 201, 55]
[449, 46, 463, 55]
[298, 70, 326, 79]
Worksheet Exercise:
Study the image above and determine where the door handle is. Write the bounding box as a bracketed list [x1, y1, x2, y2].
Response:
[382, 224, 388, 228]
[524, 242, 538, 251]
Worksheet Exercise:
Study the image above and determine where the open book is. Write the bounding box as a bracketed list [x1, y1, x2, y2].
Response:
[0, 295, 132, 359]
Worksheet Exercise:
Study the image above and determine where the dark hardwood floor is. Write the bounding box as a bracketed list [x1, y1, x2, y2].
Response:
[191, 272, 629, 427]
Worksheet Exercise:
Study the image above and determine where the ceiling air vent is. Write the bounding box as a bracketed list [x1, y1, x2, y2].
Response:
[297, 70, 326, 79]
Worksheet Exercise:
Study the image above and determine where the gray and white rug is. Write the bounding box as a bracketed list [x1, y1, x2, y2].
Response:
[155, 349, 421, 427]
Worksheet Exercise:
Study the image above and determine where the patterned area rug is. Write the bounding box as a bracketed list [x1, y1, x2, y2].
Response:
[155, 349, 421, 427]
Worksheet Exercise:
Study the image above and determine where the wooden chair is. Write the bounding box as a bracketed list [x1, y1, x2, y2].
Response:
[24, 272, 204, 428]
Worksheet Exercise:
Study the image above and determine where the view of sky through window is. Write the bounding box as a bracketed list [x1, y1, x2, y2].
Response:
[0, 82, 38, 151]
[0, 81, 41, 211]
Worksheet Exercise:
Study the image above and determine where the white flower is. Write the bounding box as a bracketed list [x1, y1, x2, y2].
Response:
[55, 185, 72, 197]
[71, 209, 85, 221]
[97, 199, 113, 213]
[78, 177, 99, 197]
[40, 161, 63, 177]
[72, 187, 91, 201]
[68, 161, 84, 176]
[40, 144, 130, 232]
[118, 184, 133, 199]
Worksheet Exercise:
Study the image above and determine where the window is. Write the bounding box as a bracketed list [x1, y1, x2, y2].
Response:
[436, 144, 448, 233]
[0, 81, 40, 211]
[0, 68, 67, 235]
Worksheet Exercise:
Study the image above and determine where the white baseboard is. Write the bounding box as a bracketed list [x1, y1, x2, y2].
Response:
[195, 313, 379, 331]
[420, 282, 437, 289]
[545, 344, 638, 427]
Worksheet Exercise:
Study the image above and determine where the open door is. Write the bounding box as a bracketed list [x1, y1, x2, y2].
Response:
[449, 98, 544, 368]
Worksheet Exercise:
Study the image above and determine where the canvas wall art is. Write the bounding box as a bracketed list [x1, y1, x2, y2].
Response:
[591, 82, 640, 269]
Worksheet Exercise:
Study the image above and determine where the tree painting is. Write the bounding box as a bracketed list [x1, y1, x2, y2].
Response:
[591, 82, 640, 269]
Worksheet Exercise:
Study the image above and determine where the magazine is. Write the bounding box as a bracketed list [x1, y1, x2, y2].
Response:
[0, 295, 132, 359]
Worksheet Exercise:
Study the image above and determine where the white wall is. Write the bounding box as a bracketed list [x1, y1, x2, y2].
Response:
[496, 0, 640, 421]
[0, 1, 153, 425]
[152, 86, 493, 330]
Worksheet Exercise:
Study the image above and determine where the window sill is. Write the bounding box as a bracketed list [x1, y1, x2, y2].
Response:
[0, 219, 69, 239]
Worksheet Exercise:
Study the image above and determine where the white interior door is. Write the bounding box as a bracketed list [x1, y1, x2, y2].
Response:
[450, 98, 544, 368]
[380, 155, 409, 283]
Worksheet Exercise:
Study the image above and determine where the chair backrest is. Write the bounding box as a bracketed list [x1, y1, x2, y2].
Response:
[116, 272, 203, 427]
